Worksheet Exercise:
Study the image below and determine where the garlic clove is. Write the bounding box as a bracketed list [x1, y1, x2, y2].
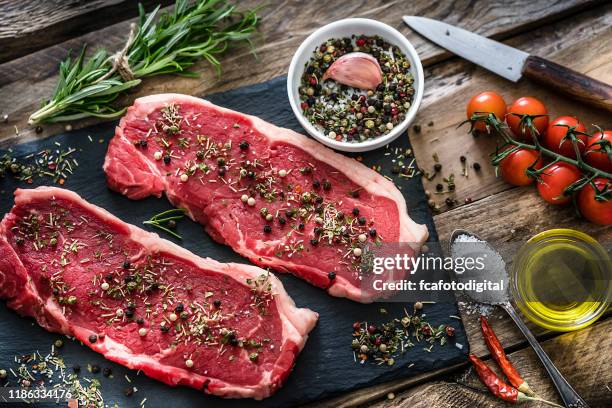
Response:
[322, 52, 383, 90]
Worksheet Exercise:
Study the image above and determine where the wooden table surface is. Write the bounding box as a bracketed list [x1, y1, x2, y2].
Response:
[0, 1, 610, 407]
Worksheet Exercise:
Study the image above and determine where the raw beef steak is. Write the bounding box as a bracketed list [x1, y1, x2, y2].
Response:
[104, 94, 428, 302]
[0, 187, 318, 399]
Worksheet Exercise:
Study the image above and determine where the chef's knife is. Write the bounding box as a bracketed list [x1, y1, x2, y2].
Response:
[403, 16, 612, 112]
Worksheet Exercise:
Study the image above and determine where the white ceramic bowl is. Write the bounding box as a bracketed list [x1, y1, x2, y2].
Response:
[287, 18, 424, 153]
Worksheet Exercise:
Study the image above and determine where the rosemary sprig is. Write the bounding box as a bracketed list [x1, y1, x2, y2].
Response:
[143, 208, 186, 239]
[29, 0, 259, 124]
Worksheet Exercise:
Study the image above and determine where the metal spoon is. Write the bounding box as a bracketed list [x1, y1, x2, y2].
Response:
[449, 229, 589, 408]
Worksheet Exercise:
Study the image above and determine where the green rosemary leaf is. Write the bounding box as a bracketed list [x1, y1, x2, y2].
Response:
[29, 0, 259, 125]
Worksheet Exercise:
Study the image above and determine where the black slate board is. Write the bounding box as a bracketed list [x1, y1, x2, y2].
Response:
[0, 76, 468, 408]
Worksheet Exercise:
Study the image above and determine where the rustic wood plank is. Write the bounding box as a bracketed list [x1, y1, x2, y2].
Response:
[0, 0, 174, 63]
[0, 0, 604, 143]
[370, 317, 611, 408]
[410, 2, 612, 214]
[432, 184, 611, 358]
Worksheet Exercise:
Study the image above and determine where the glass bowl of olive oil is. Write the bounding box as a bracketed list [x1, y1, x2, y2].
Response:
[511, 229, 611, 331]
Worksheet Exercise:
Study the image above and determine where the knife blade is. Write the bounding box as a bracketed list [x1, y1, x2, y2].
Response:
[403, 16, 612, 112]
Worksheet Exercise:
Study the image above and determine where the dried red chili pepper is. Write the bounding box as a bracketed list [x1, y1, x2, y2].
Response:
[469, 354, 562, 407]
[469, 354, 519, 402]
[480, 316, 535, 396]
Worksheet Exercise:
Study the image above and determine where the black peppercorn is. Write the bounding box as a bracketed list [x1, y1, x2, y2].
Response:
[445, 197, 454, 207]
[263, 225, 272, 233]
[217, 158, 226, 166]
[313, 180, 321, 189]
[91, 364, 100, 374]
[434, 163, 442, 172]
[213, 300, 221, 308]
[310, 239, 318, 246]
[298, 223, 305, 230]
[161, 324, 169, 332]
[103, 367, 112, 377]
[239, 140, 249, 150]
[473, 162, 481, 171]
[351, 190, 360, 198]
[328, 272, 336, 280]
[436, 183, 444, 192]
[352, 208, 359, 216]
[123, 261, 130, 269]
[88, 335, 97, 343]
[175, 303, 184, 313]
[125, 309, 134, 318]
[35, 126, 43, 134]
[358, 217, 366, 225]
[322, 180, 331, 191]
[460, 155, 466, 163]
[136, 317, 144, 325]
[163, 155, 171, 164]
[278, 217, 286, 225]
[369, 228, 377, 237]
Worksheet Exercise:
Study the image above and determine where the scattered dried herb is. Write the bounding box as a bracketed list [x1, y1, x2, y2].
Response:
[351, 304, 457, 366]
[0, 144, 78, 184]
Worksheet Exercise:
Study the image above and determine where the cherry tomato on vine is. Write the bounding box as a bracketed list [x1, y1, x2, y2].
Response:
[577, 178, 612, 225]
[499, 148, 542, 186]
[536, 162, 581, 205]
[466, 91, 506, 132]
[585, 130, 612, 173]
[543, 116, 587, 159]
[506, 97, 548, 141]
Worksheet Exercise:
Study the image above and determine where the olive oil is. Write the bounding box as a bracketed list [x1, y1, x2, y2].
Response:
[511, 229, 611, 331]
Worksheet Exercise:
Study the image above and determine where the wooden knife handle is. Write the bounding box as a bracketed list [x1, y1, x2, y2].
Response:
[522, 55, 612, 112]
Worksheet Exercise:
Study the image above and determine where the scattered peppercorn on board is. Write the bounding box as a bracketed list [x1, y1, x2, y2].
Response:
[0, 77, 468, 407]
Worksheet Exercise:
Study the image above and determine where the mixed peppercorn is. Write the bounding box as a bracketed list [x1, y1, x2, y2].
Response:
[351, 303, 457, 366]
[300, 35, 415, 143]
[0, 144, 78, 185]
